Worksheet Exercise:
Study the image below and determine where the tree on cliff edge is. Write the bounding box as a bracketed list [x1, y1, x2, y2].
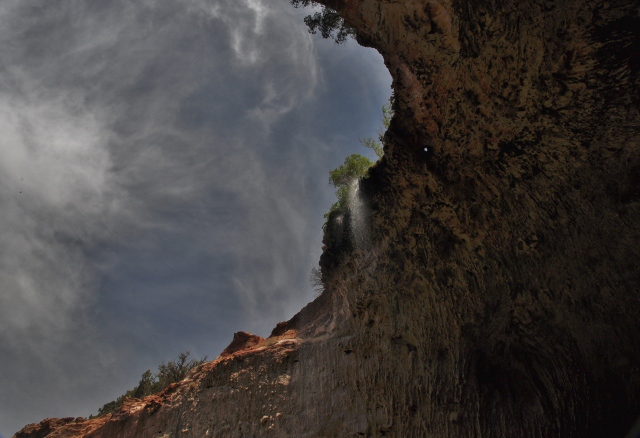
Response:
[326, 154, 373, 217]
[290, 0, 355, 43]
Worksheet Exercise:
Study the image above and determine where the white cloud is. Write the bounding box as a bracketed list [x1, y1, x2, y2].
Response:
[0, 0, 391, 435]
[0, 74, 125, 347]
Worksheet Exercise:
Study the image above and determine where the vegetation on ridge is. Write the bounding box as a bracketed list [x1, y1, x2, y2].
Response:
[359, 96, 392, 159]
[326, 154, 375, 217]
[92, 351, 208, 417]
[325, 97, 393, 219]
[311, 98, 393, 294]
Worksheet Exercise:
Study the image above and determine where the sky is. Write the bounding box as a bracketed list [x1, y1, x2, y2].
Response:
[0, 0, 391, 435]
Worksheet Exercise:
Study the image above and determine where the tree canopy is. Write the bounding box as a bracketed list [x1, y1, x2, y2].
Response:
[290, 0, 355, 43]
[326, 154, 374, 217]
[324, 96, 394, 219]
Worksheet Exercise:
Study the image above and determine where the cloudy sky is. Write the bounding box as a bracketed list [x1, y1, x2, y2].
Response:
[0, 0, 391, 435]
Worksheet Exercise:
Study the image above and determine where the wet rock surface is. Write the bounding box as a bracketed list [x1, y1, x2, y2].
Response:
[14, 0, 640, 436]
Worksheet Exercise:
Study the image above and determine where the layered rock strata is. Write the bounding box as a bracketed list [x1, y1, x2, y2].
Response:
[15, 0, 640, 436]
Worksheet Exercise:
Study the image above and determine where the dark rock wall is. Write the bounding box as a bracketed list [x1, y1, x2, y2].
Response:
[316, 0, 640, 435]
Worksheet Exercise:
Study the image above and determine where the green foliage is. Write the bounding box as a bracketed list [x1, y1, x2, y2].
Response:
[290, 0, 355, 43]
[328, 154, 373, 187]
[359, 96, 394, 159]
[360, 137, 383, 159]
[95, 351, 208, 417]
[324, 96, 394, 220]
[325, 154, 374, 217]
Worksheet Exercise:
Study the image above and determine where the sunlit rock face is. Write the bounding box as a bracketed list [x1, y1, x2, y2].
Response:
[14, 0, 640, 436]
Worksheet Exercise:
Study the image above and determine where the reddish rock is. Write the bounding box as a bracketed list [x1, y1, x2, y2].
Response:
[13, 417, 108, 438]
[220, 331, 264, 357]
[14, 418, 75, 438]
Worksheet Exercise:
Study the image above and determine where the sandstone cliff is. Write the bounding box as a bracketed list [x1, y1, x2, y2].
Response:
[15, 0, 640, 436]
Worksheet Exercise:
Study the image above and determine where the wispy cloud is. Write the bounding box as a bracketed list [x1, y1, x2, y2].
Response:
[0, 0, 391, 434]
[0, 78, 123, 342]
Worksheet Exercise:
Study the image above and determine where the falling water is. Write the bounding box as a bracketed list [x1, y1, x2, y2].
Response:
[347, 179, 370, 249]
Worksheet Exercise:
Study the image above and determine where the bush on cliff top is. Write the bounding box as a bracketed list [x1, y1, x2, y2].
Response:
[324, 97, 393, 219]
[93, 351, 208, 417]
[325, 154, 375, 218]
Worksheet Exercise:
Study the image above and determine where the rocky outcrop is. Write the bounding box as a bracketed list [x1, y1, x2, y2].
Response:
[14, 0, 640, 436]
[220, 332, 265, 357]
[14, 417, 107, 438]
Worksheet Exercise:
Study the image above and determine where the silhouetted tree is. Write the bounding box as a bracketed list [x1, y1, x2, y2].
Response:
[291, 0, 355, 43]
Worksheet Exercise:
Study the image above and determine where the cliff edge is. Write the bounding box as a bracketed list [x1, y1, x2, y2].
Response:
[15, 0, 640, 436]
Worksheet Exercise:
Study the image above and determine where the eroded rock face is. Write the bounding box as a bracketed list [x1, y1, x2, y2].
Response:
[14, 417, 107, 438]
[14, 0, 640, 436]
[220, 332, 265, 357]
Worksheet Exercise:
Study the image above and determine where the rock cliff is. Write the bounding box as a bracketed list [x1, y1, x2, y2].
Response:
[15, 0, 640, 436]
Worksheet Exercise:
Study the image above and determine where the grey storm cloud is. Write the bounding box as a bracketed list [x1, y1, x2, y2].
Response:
[0, 0, 391, 434]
